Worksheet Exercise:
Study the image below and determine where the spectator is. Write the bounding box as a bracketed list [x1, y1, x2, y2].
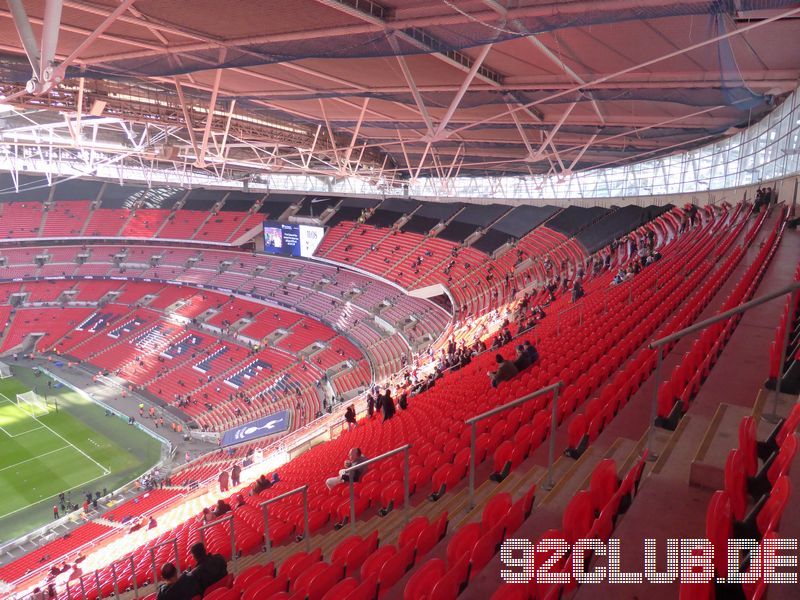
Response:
[488, 354, 518, 388]
[513, 345, 531, 371]
[148, 516, 158, 529]
[325, 448, 368, 490]
[218, 470, 229, 492]
[250, 474, 272, 495]
[156, 562, 200, 600]
[212, 499, 231, 517]
[189, 542, 227, 593]
[231, 463, 241, 487]
[523, 340, 539, 366]
[379, 390, 396, 422]
[344, 405, 357, 431]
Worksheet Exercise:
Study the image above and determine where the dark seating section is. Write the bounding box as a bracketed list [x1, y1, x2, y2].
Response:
[183, 188, 226, 211]
[365, 198, 420, 228]
[0, 173, 52, 202]
[221, 191, 264, 212]
[98, 183, 147, 208]
[257, 193, 297, 217]
[438, 203, 511, 243]
[293, 195, 341, 217]
[402, 201, 464, 234]
[492, 205, 561, 239]
[472, 228, 513, 254]
[325, 197, 379, 227]
[438, 220, 480, 243]
[50, 178, 104, 201]
[137, 187, 185, 209]
[473, 205, 562, 254]
[577, 204, 673, 253]
[546, 205, 609, 237]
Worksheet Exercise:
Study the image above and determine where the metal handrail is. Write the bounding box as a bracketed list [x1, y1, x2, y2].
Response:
[646, 275, 799, 457]
[110, 555, 138, 599]
[148, 537, 180, 590]
[259, 485, 309, 558]
[343, 444, 411, 531]
[465, 381, 562, 510]
[198, 512, 237, 573]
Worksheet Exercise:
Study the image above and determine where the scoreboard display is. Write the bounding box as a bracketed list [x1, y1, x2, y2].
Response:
[263, 221, 325, 258]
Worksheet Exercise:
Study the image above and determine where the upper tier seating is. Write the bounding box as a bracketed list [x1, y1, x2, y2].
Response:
[9, 205, 729, 596]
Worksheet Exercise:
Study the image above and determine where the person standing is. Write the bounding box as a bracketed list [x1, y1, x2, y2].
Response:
[53, 505, 59, 520]
[231, 463, 241, 487]
[218, 470, 229, 492]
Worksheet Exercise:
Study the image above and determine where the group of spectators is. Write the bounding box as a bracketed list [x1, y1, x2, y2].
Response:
[156, 543, 227, 600]
[487, 340, 540, 388]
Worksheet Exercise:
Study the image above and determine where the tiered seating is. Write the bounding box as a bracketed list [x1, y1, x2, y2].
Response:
[656, 208, 785, 426]
[768, 263, 800, 393]
[84, 207, 129, 237]
[158, 210, 208, 239]
[193, 212, 257, 242]
[0, 202, 43, 238]
[104, 489, 183, 523]
[120, 208, 171, 237]
[275, 319, 336, 353]
[0, 307, 93, 352]
[0, 522, 113, 585]
[42, 200, 92, 237]
[689, 408, 799, 599]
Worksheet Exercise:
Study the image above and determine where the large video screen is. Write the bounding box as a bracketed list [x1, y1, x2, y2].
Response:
[263, 221, 325, 258]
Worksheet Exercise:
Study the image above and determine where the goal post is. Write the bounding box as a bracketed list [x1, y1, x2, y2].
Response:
[0, 361, 11, 379]
[16, 390, 49, 417]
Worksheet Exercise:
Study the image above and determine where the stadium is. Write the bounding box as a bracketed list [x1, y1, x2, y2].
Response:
[0, 1, 798, 599]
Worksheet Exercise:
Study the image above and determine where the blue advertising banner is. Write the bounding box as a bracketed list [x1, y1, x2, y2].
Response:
[220, 410, 291, 447]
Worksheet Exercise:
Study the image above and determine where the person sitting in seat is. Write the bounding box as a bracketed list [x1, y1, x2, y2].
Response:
[513, 345, 531, 371]
[523, 340, 539, 366]
[157, 562, 200, 600]
[212, 499, 231, 517]
[325, 448, 368, 490]
[189, 542, 227, 594]
[488, 354, 518, 388]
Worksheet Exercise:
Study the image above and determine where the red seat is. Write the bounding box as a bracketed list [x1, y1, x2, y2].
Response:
[377, 543, 415, 595]
[332, 535, 364, 570]
[403, 558, 446, 600]
[243, 575, 287, 600]
[469, 530, 498, 578]
[279, 548, 322, 585]
[360, 544, 397, 581]
[345, 574, 377, 600]
[589, 459, 618, 512]
[321, 577, 358, 600]
[397, 517, 429, 549]
[346, 531, 379, 575]
[562, 491, 594, 544]
[738, 416, 758, 477]
[430, 554, 469, 600]
[724, 450, 747, 521]
[446, 522, 481, 567]
[306, 563, 345, 600]
[482, 492, 513, 531]
[292, 561, 330, 595]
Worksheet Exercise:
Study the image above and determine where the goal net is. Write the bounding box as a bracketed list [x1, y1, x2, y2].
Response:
[16, 390, 49, 417]
[0, 361, 10, 379]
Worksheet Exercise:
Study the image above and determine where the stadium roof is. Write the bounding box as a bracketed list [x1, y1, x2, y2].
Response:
[0, 0, 799, 185]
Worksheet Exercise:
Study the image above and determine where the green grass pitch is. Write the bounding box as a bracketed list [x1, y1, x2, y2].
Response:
[0, 367, 162, 541]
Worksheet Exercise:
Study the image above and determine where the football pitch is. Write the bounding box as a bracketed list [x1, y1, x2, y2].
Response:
[0, 367, 162, 541]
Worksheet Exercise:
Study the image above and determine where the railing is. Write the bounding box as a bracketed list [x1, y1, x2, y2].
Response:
[110, 556, 139, 599]
[148, 537, 180, 591]
[465, 381, 562, 510]
[342, 444, 411, 531]
[647, 281, 800, 457]
[260, 485, 309, 558]
[198, 513, 237, 573]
